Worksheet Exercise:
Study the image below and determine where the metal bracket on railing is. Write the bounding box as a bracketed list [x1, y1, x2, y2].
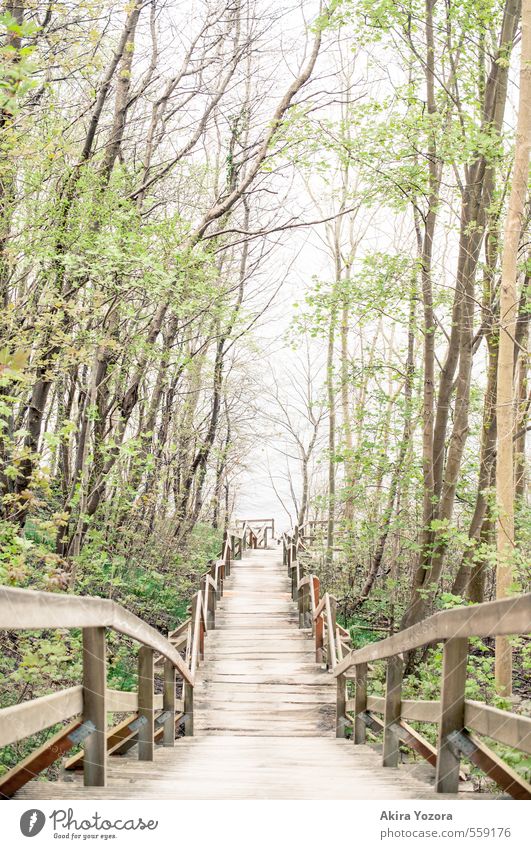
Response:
[446, 729, 476, 758]
[155, 711, 173, 727]
[67, 720, 96, 745]
[359, 711, 374, 727]
[128, 715, 149, 733]
[357, 710, 384, 735]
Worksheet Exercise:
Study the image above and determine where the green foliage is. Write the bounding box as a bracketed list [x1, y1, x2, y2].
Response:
[0, 13, 39, 115]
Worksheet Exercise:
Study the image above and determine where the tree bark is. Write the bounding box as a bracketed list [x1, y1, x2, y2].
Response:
[495, 0, 531, 695]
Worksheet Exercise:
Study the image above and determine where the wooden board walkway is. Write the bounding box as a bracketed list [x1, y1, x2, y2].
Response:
[15, 546, 459, 800]
[194, 548, 336, 737]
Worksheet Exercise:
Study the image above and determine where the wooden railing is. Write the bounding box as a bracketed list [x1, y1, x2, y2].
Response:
[0, 530, 236, 799]
[282, 531, 353, 668]
[234, 517, 274, 549]
[284, 529, 531, 800]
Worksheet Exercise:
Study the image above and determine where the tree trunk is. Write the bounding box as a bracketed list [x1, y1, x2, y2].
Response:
[495, 0, 531, 696]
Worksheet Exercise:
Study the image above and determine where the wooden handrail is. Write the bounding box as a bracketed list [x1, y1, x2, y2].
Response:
[0, 686, 83, 749]
[282, 528, 353, 671]
[285, 528, 531, 799]
[0, 585, 193, 685]
[334, 593, 531, 675]
[0, 521, 240, 797]
[333, 595, 531, 798]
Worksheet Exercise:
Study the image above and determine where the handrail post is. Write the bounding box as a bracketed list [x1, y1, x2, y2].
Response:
[138, 645, 154, 761]
[225, 536, 231, 577]
[298, 582, 304, 627]
[336, 673, 347, 738]
[326, 595, 338, 670]
[311, 575, 320, 637]
[184, 681, 194, 736]
[82, 626, 106, 787]
[201, 576, 215, 630]
[354, 663, 367, 744]
[191, 594, 205, 661]
[210, 560, 221, 601]
[163, 658, 176, 747]
[304, 583, 311, 628]
[382, 655, 403, 767]
[315, 586, 323, 663]
[435, 637, 468, 793]
[208, 578, 216, 627]
[291, 561, 298, 601]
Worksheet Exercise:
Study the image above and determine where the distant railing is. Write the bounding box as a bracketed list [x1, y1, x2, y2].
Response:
[283, 528, 531, 800]
[234, 517, 274, 549]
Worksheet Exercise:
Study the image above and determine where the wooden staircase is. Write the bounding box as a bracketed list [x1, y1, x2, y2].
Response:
[1, 520, 530, 800]
[13, 546, 453, 799]
[194, 547, 336, 737]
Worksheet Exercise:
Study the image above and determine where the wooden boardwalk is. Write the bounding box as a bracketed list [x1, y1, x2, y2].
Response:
[16, 546, 457, 800]
[195, 548, 336, 737]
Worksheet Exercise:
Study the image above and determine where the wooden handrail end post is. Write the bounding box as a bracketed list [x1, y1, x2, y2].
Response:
[163, 658, 176, 747]
[184, 681, 194, 736]
[435, 637, 468, 793]
[382, 655, 403, 767]
[354, 663, 368, 744]
[336, 673, 347, 738]
[138, 645, 155, 761]
[82, 626, 107, 787]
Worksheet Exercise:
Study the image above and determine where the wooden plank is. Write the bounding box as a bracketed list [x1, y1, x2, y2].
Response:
[0, 720, 86, 799]
[362, 694, 531, 755]
[464, 700, 531, 755]
[435, 638, 468, 794]
[397, 720, 437, 767]
[1, 546, 494, 802]
[364, 696, 441, 724]
[0, 686, 83, 747]
[83, 627, 106, 787]
[138, 646, 154, 761]
[106, 690, 163, 712]
[15, 736, 460, 800]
